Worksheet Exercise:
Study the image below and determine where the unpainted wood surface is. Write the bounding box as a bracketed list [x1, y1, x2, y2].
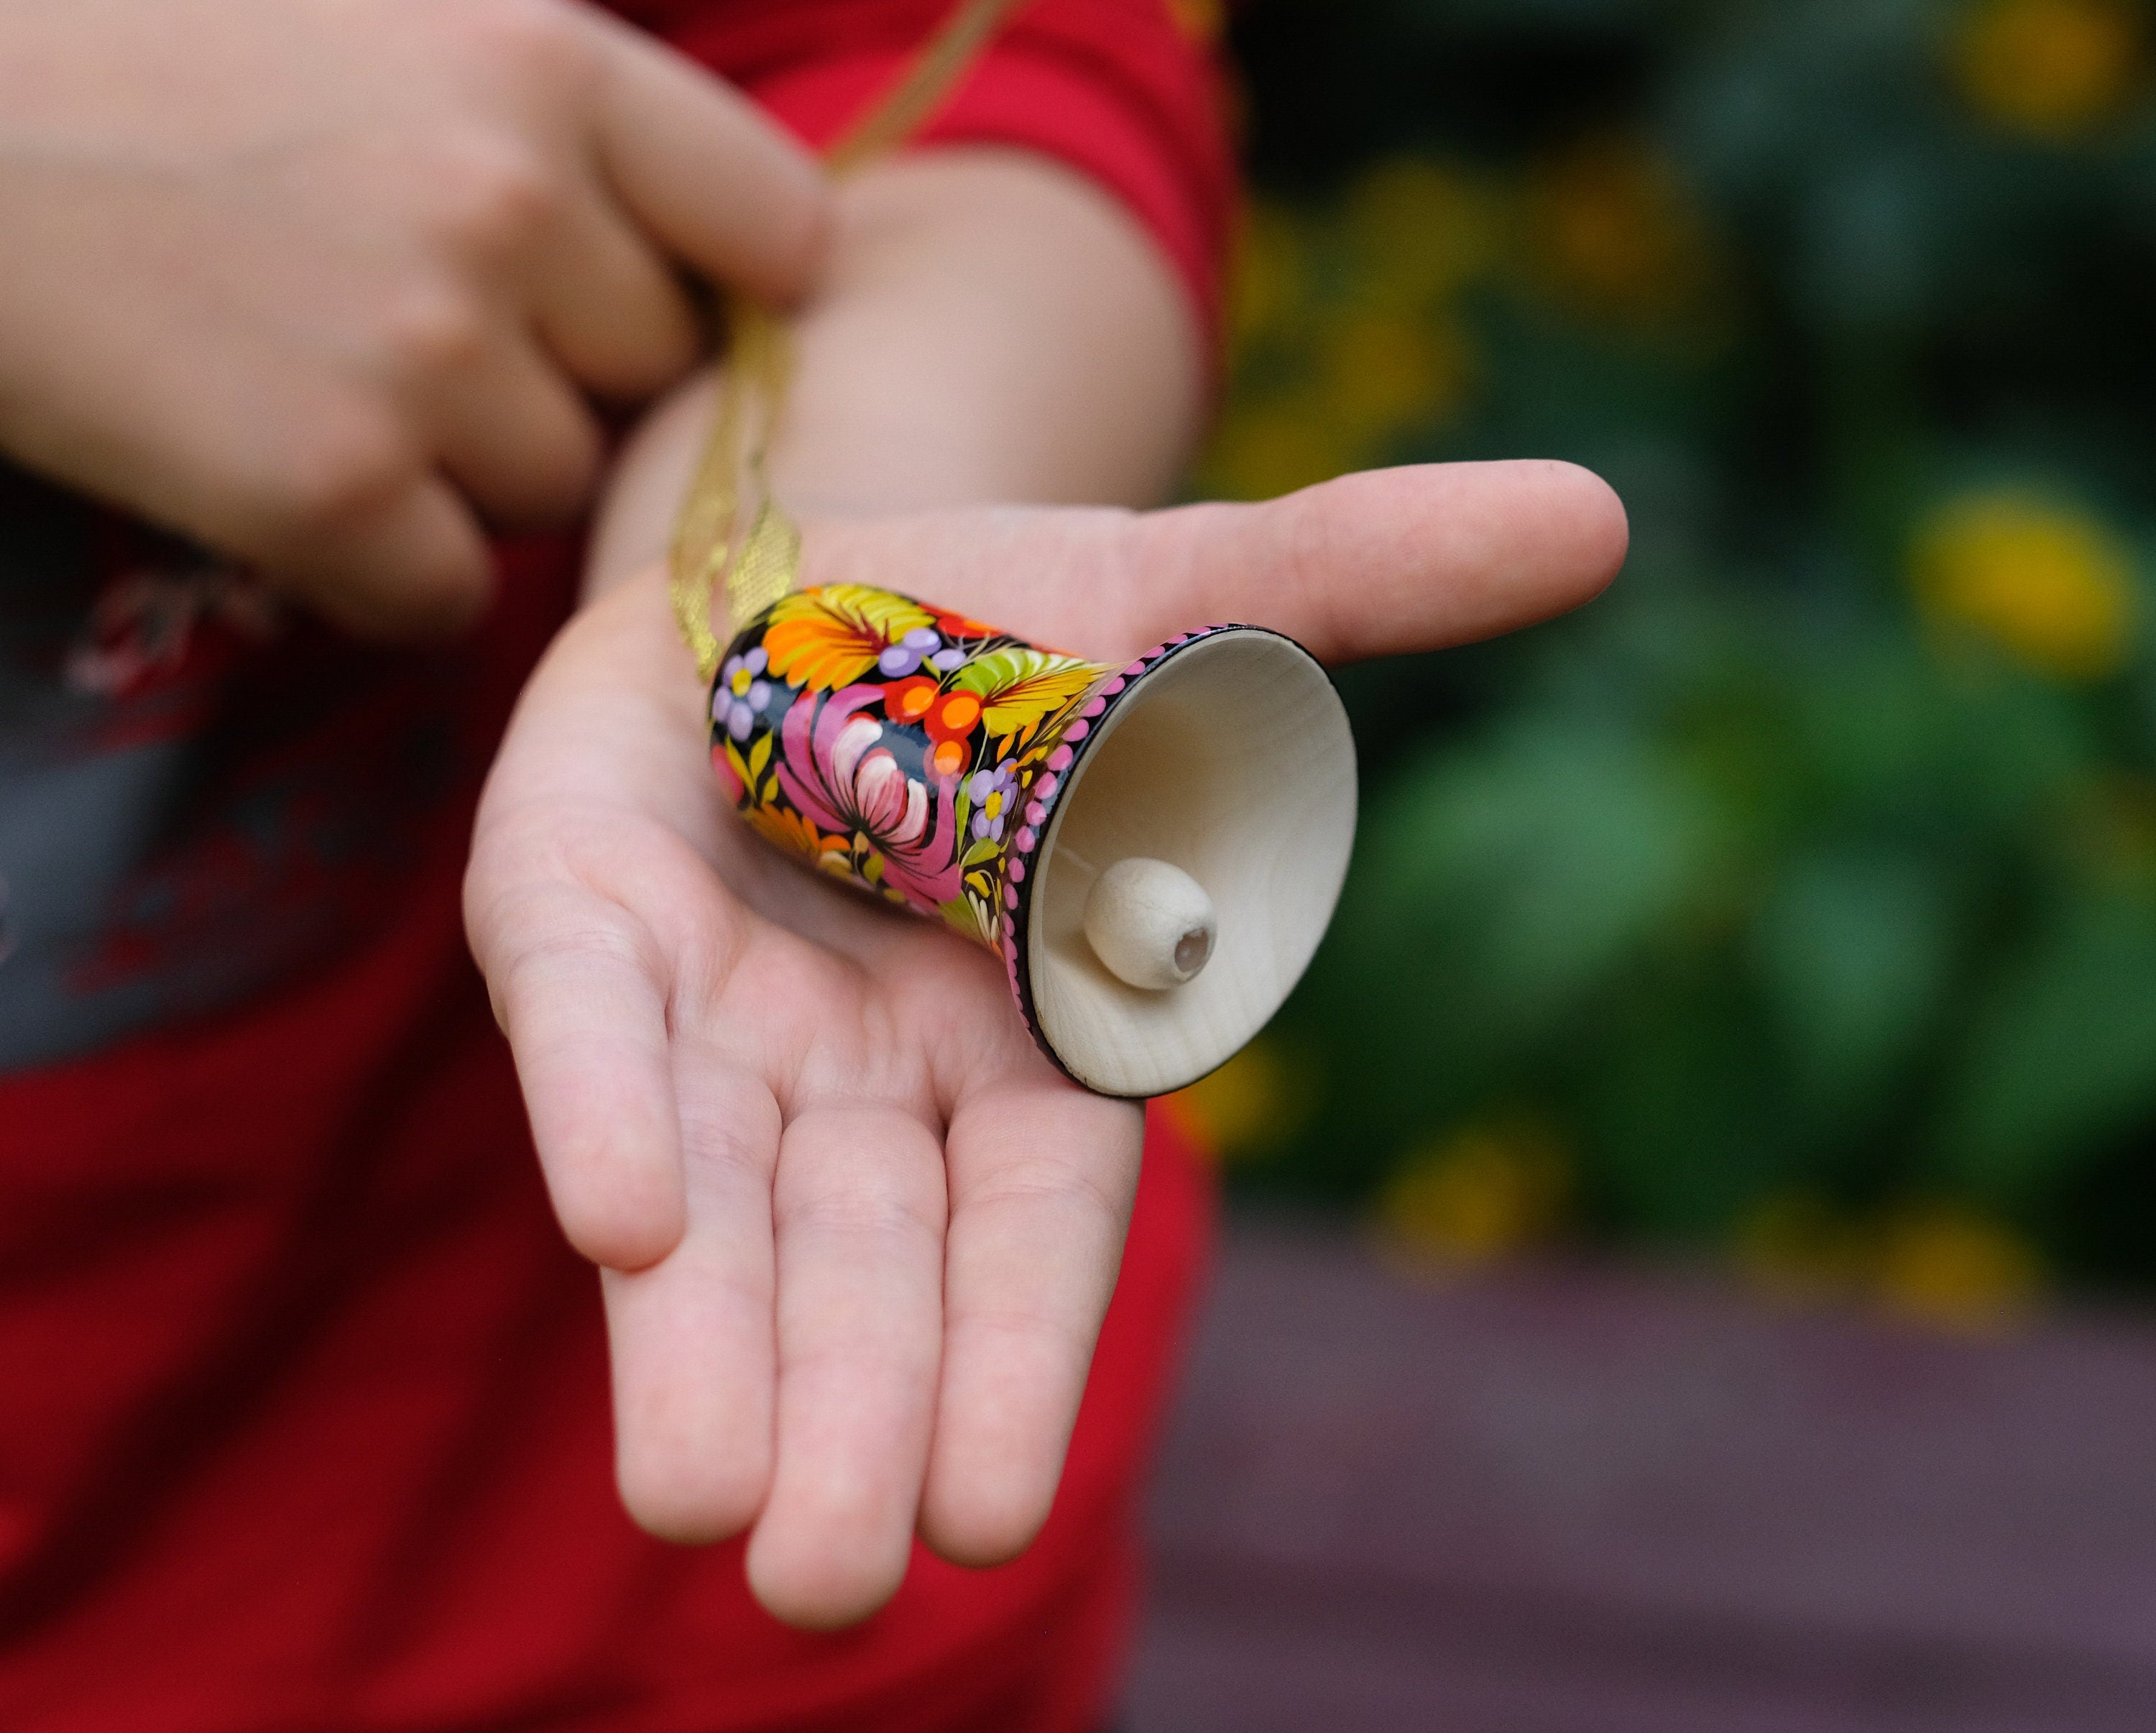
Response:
[1033, 633, 1353, 1096]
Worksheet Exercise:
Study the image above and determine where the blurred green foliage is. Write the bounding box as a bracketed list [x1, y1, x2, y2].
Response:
[1191, 0, 2156, 1304]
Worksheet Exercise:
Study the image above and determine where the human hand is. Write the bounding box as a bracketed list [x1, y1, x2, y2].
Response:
[0, 0, 825, 635]
[464, 459, 1626, 1627]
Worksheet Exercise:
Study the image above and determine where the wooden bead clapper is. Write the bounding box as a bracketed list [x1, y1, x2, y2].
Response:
[709, 584, 1358, 1097]
[1082, 858, 1217, 990]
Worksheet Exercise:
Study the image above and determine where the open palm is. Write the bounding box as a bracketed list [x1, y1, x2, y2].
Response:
[464, 459, 1626, 1628]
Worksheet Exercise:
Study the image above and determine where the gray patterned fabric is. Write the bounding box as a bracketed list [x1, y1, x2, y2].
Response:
[0, 464, 455, 1075]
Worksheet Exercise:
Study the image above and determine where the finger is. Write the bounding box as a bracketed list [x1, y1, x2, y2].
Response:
[586, 17, 829, 303]
[266, 469, 495, 639]
[469, 876, 686, 1272]
[1140, 459, 1631, 663]
[748, 1102, 946, 1629]
[422, 326, 603, 527]
[530, 178, 704, 399]
[78, 320, 497, 640]
[920, 1075, 1143, 1567]
[604, 1041, 782, 1543]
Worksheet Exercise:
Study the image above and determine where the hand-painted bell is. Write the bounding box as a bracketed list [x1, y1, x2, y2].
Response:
[709, 584, 1355, 1097]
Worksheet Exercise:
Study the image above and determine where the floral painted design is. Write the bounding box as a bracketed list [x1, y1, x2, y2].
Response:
[949, 648, 1100, 755]
[712, 645, 773, 742]
[711, 584, 1110, 949]
[761, 585, 937, 691]
[711, 581, 1266, 1090]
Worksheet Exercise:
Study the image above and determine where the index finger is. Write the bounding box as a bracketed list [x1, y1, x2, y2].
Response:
[586, 15, 829, 304]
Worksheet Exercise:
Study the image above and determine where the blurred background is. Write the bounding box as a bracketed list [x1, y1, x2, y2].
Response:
[1174, 0, 2156, 1320]
[1133, 2, 2156, 1724]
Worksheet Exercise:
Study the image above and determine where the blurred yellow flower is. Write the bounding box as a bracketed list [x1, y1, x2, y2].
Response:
[1315, 311, 1470, 447]
[1953, 0, 2145, 137]
[1376, 1118, 1570, 1266]
[1736, 1191, 1869, 1298]
[1912, 491, 2139, 680]
[1225, 203, 1309, 349]
[1205, 162, 1488, 504]
[1736, 1193, 2044, 1328]
[1169, 1037, 1312, 1163]
[1194, 404, 1355, 502]
[1342, 157, 1503, 311]
[1524, 139, 1715, 321]
[1875, 1203, 2045, 1328]
[1200, 308, 1466, 500]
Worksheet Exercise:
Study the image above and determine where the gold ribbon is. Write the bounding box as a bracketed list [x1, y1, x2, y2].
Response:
[668, 0, 1033, 681]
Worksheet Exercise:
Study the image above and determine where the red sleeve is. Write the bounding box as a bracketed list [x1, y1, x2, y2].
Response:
[626, 0, 1237, 336]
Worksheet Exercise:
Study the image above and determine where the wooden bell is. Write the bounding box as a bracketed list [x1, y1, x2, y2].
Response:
[709, 584, 1356, 1096]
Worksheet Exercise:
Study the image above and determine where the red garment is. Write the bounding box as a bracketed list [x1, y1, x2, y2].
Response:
[659, 0, 1235, 322]
[0, 5, 1231, 1728]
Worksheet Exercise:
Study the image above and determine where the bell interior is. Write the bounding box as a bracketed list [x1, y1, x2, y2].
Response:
[1028, 630, 1356, 1098]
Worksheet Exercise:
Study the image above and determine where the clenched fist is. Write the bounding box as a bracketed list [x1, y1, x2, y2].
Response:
[0, 0, 828, 634]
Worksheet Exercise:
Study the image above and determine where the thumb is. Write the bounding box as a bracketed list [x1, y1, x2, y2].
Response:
[1135, 459, 1628, 664]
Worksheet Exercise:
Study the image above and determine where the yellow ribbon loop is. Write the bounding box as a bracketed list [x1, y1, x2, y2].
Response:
[667, 294, 791, 678]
